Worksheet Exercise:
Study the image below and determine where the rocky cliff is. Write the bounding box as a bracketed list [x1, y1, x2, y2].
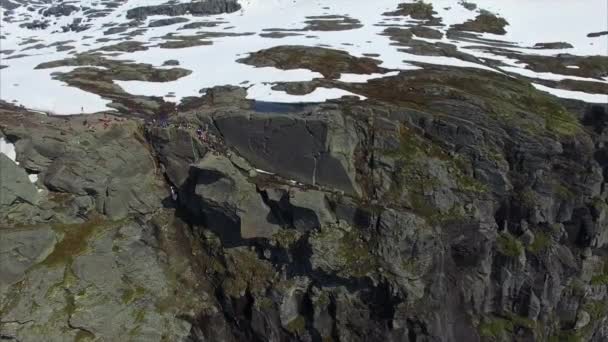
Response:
[1, 65, 607, 341]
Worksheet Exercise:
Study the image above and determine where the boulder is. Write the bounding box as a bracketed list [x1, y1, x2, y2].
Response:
[214, 110, 359, 194]
[182, 154, 281, 244]
[0, 153, 38, 207]
[0, 227, 56, 287]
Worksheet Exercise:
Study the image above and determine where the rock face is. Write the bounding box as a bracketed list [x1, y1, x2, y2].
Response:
[1, 63, 608, 342]
[148, 17, 189, 28]
[451, 12, 509, 35]
[534, 42, 574, 49]
[0, 153, 38, 207]
[213, 109, 359, 194]
[42, 4, 79, 17]
[126, 0, 241, 20]
[180, 153, 281, 244]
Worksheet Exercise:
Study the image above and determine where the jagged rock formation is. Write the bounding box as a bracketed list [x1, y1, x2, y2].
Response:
[1, 64, 607, 342]
[126, 0, 241, 20]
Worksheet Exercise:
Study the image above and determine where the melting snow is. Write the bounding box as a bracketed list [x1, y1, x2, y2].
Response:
[246, 84, 366, 102]
[0, 0, 606, 113]
[533, 84, 608, 104]
[338, 71, 401, 83]
[0, 138, 17, 162]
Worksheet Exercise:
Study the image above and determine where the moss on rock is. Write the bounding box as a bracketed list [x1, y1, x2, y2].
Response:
[497, 232, 523, 257]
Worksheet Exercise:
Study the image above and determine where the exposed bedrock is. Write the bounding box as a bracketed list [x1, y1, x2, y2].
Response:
[126, 0, 241, 20]
[1, 64, 607, 341]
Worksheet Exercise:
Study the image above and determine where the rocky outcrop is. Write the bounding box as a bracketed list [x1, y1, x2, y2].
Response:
[212, 108, 360, 194]
[451, 12, 509, 35]
[0, 111, 165, 222]
[126, 0, 241, 20]
[1, 62, 607, 342]
[534, 42, 574, 49]
[180, 153, 281, 244]
[42, 4, 79, 17]
[148, 17, 189, 28]
[0, 153, 38, 207]
[238, 45, 386, 79]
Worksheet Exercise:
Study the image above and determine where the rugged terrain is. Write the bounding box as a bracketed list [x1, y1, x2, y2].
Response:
[2, 62, 608, 341]
[1, 0, 608, 341]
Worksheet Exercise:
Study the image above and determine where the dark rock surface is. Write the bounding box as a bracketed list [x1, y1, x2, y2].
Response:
[587, 31, 608, 38]
[1, 61, 608, 342]
[148, 17, 189, 28]
[534, 42, 574, 49]
[42, 4, 79, 17]
[239, 45, 387, 79]
[126, 0, 241, 20]
[451, 12, 509, 35]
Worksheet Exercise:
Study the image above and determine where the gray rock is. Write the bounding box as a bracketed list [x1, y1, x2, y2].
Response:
[0, 153, 38, 207]
[148, 17, 189, 27]
[43, 4, 78, 17]
[127, 0, 241, 20]
[215, 110, 359, 194]
[575, 310, 591, 330]
[183, 153, 280, 243]
[0, 227, 56, 287]
[533, 42, 574, 49]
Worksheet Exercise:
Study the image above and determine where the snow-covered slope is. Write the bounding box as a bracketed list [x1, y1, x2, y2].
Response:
[0, 0, 606, 114]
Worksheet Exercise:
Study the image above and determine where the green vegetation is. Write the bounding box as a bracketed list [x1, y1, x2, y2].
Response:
[286, 315, 306, 334]
[42, 217, 123, 267]
[122, 284, 146, 304]
[505, 314, 536, 330]
[497, 232, 523, 257]
[382, 123, 485, 223]
[584, 300, 607, 320]
[590, 274, 608, 286]
[591, 197, 608, 213]
[548, 331, 582, 342]
[255, 296, 275, 310]
[75, 330, 96, 342]
[518, 188, 537, 208]
[335, 229, 377, 277]
[313, 291, 331, 308]
[527, 230, 551, 254]
[549, 301, 607, 342]
[554, 183, 574, 200]
[478, 317, 511, 339]
[311, 226, 378, 278]
[439, 72, 581, 137]
[478, 315, 536, 339]
[222, 248, 275, 297]
[272, 229, 302, 248]
[590, 258, 608, 286]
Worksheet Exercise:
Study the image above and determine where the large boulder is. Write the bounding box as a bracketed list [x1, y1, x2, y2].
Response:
[0, 153, 38, 207]
[214, 109, 360, 195]
[181, 153, 281, 244]
[0, 227, 57, 288]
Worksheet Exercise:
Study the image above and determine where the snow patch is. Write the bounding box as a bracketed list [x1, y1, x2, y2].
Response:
[0, 138, 17, 162]
[533, 84, 608, 104]
[246, 84, 366, 103]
